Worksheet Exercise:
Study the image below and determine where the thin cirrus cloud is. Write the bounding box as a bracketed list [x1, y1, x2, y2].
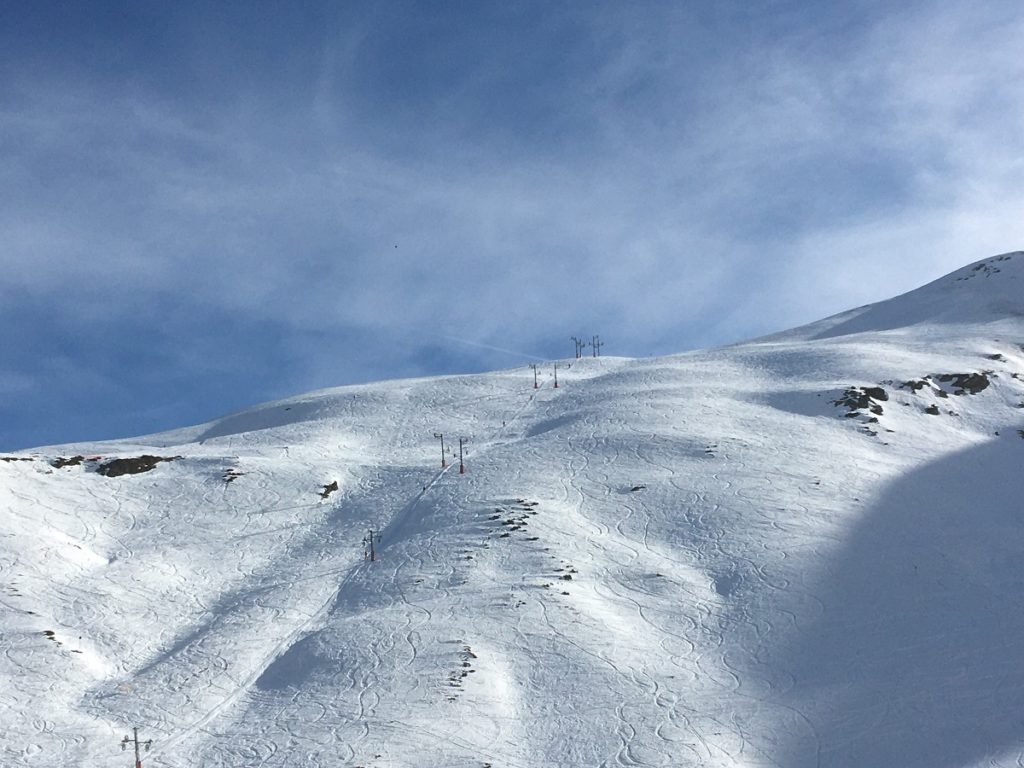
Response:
[0, 0, 1022, 449]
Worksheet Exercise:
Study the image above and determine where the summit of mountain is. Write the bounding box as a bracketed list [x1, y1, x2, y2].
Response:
[761, 250, 1024, 342]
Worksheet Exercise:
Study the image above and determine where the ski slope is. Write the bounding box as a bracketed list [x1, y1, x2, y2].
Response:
[3, 252, 1024, 767]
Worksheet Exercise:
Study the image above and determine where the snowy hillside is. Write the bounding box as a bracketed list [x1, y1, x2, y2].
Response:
[3, 251, 1024, 768]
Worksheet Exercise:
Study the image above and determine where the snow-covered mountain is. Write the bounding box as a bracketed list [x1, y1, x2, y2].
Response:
[4, 251, 1024, 768]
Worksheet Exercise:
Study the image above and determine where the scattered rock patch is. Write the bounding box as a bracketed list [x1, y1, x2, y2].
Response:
[43, 630, 63, 647]
[900, 379, 929, 393]
[834, 369, 997, 436]
[902, 372, 992, 397]
[833, 386, 889, 416]
[96, 455, 180, 477]
[486, 499, 539, 541]
[934, 372, 991, 395]
[51, 456, 86, 469]
[444, 643, 478, 701]
[955, 254, 1011, 281]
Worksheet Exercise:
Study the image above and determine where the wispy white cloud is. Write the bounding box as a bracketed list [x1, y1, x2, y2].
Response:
[1, 0, 1022, 446]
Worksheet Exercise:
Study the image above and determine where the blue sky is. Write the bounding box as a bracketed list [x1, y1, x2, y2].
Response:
[2, 0, 1023, 450]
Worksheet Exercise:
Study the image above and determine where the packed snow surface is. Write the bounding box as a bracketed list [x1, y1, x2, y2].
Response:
[3, 252, 1024, 768]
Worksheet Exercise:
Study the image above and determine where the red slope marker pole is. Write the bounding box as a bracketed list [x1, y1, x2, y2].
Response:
[120, 727, 152, 768]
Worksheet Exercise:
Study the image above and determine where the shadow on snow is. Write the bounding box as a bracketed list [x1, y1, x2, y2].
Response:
[775, 434, 1024, 767]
